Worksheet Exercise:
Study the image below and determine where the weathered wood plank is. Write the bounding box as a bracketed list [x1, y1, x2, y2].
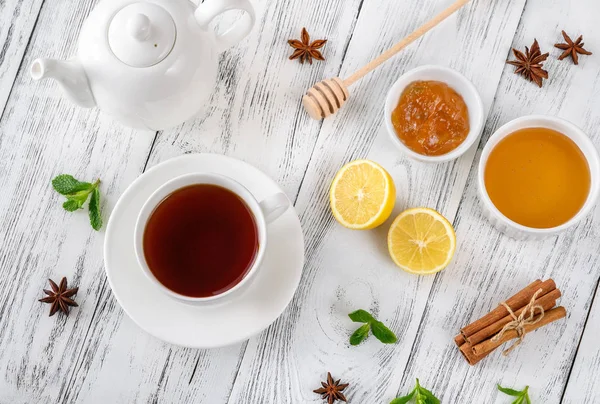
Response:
[145, 0, 365, 197]
[52, 0, 369, 402]
[0, 0, 44, 116]
[0, 0, 257, 401]
[563, 285, 600, 402]
[1, 0, 595, 402]
[394, 0, 600, 403]
[0, 0, 159, 402]
[225, 0, 527, 402]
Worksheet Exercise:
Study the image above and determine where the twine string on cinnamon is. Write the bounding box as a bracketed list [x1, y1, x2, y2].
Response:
[491, 288, 545, 356]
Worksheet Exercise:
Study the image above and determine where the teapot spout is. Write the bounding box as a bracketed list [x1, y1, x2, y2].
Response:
[31, 58, 96, 108]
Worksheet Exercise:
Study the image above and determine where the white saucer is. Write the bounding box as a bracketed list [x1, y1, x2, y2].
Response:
[104, 154, 305, 348]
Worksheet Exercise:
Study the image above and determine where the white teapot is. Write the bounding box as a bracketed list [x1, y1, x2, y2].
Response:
[31, 0, 255, 130]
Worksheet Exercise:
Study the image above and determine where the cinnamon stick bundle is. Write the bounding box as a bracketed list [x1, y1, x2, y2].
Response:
[460, 307, 566, 365]
[458, 279, 554, 342]
[454, 279, 566, 365]
[472, 306, 566, 356]
[466, 288, 561, 346]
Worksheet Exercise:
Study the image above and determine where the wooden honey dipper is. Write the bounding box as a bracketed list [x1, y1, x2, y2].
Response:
[303, 0, 471, 120]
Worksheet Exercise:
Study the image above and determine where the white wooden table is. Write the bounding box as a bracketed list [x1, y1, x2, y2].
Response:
[1, 0, 599, 402]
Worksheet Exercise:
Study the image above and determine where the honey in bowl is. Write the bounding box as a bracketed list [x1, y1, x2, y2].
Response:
[391, 80, 470, 156]
[484, 127, 591, 228]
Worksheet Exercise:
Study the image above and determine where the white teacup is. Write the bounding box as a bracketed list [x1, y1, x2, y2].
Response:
[134, 172, 290, 303]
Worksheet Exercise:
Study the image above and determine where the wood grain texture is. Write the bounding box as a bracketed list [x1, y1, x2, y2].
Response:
[0, 0, 267, 401]
[0, 0, 158, 402]
[1, 0, 599, 402]
[0, 0, 44, 116]
[146, 0, 366, 198]
[393, 0, 600, 402]
[226, 0, 529, 402]
[563, 288, 600, 403]
[4, 0, 372, 402]
[78, 0, 368, 400]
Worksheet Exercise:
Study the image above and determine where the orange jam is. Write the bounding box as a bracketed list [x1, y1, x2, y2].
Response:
[391, 80, 470, 156]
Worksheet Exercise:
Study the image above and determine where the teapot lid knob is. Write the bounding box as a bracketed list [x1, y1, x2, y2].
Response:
[128, 13, 151, 41]
[108, 2, 176, 68]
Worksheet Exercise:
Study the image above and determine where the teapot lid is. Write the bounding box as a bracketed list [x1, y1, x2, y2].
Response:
[108, 2, 176, 68]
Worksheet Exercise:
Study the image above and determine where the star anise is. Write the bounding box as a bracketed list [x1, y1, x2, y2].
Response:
[288, 28, 327, 64]
[507, 39, 549, 88]
[313, 372, 349, 404]
[555, 30, 592, 65]
[39, 277, 78, 316]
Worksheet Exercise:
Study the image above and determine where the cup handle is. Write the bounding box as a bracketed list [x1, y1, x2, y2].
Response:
[259, 193, 290, 224]
[195, 0, 255, 53]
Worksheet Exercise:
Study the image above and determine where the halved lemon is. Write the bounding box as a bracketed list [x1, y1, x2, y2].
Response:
[329, 160, 396, 230]
[387, 208, 456, 274]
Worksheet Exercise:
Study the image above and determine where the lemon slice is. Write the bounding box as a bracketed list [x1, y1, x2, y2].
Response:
[329, 160, 396, 230]
[387, 208, 456, 274]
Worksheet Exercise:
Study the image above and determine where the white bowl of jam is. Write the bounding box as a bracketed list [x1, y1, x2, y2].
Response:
[384, 65, 484, 163]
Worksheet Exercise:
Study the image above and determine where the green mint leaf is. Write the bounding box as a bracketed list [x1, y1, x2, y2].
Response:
[348, 310, 396, 346]
[52, 174, 92, 195]
[53, 174, 102, 231]
[67, 190, 92, 204]
[415, 383, 426, 404]
[65, 195, 88, 210]
[88, 188, 102, 231]
[391, 380, 439, 404]
[410, 379, 440, 404]
[390, 390, 415, 404]
[349, 323, 370, 346]
[63, 199, 82, 212]
[418, 387, 440, 404]
[348, 309, 375, 323]
[497, 384, 524, 397]
[523, 386, 531, 404]
[371, 320, 397, 344]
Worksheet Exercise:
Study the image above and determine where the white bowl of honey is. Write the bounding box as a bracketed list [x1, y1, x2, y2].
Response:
[478, 115, 600, 239]
[384, 65, 484, 163]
